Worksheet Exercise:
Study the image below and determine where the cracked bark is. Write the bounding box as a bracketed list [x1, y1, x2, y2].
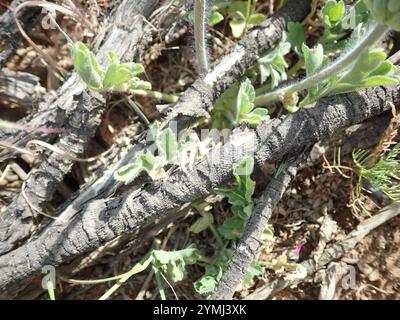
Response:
[0, 0, 311, 155]
[211, 150, 309, 300]
[0, 84, 398, 297]
[34, 0, 312, 231]
[0, 0, 159, 255]
[0, 0, 158, 160]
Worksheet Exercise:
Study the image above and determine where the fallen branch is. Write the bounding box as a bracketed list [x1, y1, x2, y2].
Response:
[0, 83, 398, 296]
[245, 201, 400, 300]
[0, 69, 44, 107]
[211, 150, 309, 299]
[0, 0, 159, 255]
[20, 0, 313, 240]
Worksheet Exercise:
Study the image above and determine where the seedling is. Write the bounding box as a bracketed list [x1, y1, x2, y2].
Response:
[211, 78, 268, 129]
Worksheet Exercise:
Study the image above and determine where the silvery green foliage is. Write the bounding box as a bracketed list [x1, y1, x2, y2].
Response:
[300, 24, 400, 107]
[212, 78, 268, 129]
[363, 0, 400, 31]
[215, 156, 255, 240]
[70, 42, 151, 92]
[114, 122, 209, 184]
[258, 33, 291, 88]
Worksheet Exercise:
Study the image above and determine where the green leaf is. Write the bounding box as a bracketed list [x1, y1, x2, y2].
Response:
[261, 225, 274, 241]
[156, 127, 178, 163]
[323, 0, 345, 27]
[287, 22, 305, 56]
[258, 33, 290, 87]
[228, 4, 247, 31]
[194, 265, 223, 295]
[215, 157, 255, 240]
[113, 162, 143, 184]
[229, 19, 247, 38]
[209, 10, 224, 26]
[212, 79, 268, 129]
[189, 211, 214, 233]
[70, 42, 104, 91]
[218, 216, 247, 240]
[303, 43, 325, 76]
[243, 261, 264, 285]
[113, 152, 163, 184]
[247, 13, 265, 26]
[237, 78, 255, 116]
[152, 244, 200, 282]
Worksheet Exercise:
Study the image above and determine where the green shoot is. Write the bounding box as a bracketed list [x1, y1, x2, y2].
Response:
[353, 143, 400, 201]
[211, 78, 268, 129]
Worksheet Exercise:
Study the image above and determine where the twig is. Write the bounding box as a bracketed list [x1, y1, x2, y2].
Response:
[245, 201, 400, 300]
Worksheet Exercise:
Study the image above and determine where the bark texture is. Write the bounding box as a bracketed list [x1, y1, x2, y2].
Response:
[0, 0, 159, 255]
[211, 151, 309, 299]
[0, 84, 398, 296]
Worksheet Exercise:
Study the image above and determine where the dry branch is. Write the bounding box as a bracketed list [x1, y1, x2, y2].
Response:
[0, 69, 44, 107]
[0, 0, 159, 255]
[245, 201, 400, 300]
[0, 83, 398, 297]
[33, 0, 312, 235]
[211, 151, 309, 299]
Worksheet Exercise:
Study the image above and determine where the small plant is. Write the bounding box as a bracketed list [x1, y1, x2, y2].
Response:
[191, 157, 256, 295]
[254, 0, 399, 109]
[214, 156, 255, 240]
[211, 78, 268, 129]
[258, 33, 291, 89]
[353, 143, 400, 201]
[226, 0, 266, 38]
[114, 122, 209, 184]
[70, 42, 151, 92]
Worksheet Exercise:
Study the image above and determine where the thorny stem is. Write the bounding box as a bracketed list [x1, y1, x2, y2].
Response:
[194, 0, 209, 75]
[254, 22, 390, 106]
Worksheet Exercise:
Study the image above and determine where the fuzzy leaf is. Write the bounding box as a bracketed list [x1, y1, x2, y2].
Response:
[215, 157, 255, 239]
[189, 211, 214, 234]
[70, 42, 104, 90]
[247, 13, 265, 25]
[113, 152, 163, 184]
[152, 244, 200, 282]
[156, 127, 178, 163]
[194, 265, 223, 295]
[243, 261, 264, 285]
[287, 22, 305, 56]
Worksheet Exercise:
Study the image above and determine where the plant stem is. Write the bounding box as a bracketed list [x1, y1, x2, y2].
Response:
[254, 22, 389, 106]
[153, 267, 166, 300]
[129, 89, 179, 104]
[209, 224, 225, 250]
[194, 0, 209, 75]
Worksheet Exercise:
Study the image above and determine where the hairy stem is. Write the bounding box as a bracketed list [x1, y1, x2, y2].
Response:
[194, 0, 209, 75]
[255, 22, 389, 106]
